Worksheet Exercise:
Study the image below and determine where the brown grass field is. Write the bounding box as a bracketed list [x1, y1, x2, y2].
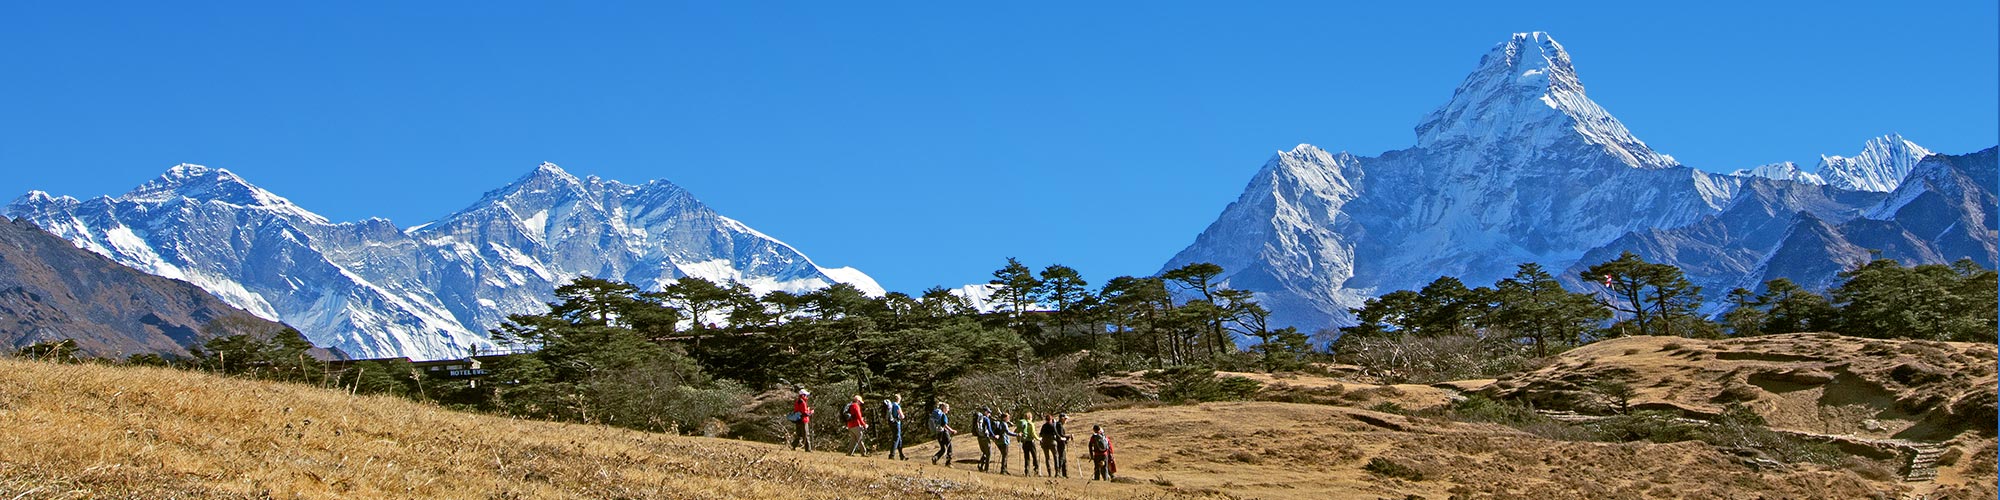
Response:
[7, 350, 1984, 499]
[0, 358, 1179, 499]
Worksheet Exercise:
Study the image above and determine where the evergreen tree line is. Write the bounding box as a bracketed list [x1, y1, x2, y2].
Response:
[1340, 252, 1997, 352]
[13, 252, 1990, 443]
[458, 259, 1319, 437]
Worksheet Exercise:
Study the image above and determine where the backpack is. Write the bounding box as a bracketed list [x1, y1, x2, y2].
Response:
[841, 403, 855, 423]
[928, 410, 945, 432]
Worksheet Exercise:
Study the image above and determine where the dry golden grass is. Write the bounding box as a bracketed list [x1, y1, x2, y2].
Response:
[1219, 371, 1458, 413]
[0, 353, 1973, 500]
[1492, 333, 1998, 441]
[1081, 401, 1913, 499]
[0, 359, 1184, 500]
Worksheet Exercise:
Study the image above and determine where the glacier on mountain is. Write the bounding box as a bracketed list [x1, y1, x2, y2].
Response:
[7, 162, 881, 360]
[1166, 32, 1996, 334]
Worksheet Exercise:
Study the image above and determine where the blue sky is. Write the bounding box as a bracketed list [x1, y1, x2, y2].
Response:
[4, 1, 1995, 294]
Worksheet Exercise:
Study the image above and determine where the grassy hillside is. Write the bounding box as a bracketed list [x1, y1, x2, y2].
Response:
[3, 334, 1991, 499]
[1057, 402, 1929, 499]
[0, 359, 1164, 499]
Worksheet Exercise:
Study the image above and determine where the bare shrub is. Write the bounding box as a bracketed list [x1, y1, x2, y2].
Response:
[1333, 334, 1546, 384]
[952, 357, 1104, 415]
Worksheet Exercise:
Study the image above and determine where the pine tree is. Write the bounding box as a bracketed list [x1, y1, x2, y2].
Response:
[1720, 287, 1765, 336]
[1490, 263, 1608, 356]
[1100, 275, 1172, 365]
[1034, 264, 1091, 354]
[1756, 278, 1836, 335]
[1583, 252, 1702, 337]
[990, 258, 1043, 341]
[1163, 262, 1229, 358]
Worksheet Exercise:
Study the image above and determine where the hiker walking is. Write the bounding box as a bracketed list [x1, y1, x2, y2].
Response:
[974, 408, 995, 472]
[1017, 411, 1039, 476]
[787, 387, 813, 452]
[844, 394, 869, 456]
[1048, 412, 1064, 478]
[883, 394, 908, 460]
[992, 411, 1019, 475]
[1089, 425, 1116, 481]
[1053, 413, 1072, 477]
[929, 402, 957, 466]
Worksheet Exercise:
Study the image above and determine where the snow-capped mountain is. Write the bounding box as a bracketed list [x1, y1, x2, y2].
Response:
[1724, 135, 1933, 192]
[8, 163, 881, 360]
[1817, 134, 1933, 193]
[1166, 32, 1996, 333]
[1730, 162, 1825, 185]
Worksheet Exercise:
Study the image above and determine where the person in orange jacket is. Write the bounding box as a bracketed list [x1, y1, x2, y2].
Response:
[844, 394, 870, 456]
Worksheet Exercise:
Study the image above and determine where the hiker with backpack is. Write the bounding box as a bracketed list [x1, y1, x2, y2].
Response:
[1038, 414, 1059, 477]
[929, 402, 956, 466]
[991, 411, 1019, 475]
[787, 387, 813, 452]
[883, 394, 908, 460]
[1089, 424, 1116, 481]
[843, 394, 869, 456]
[1017, 411, 1039, 476]
[973, 407, 995, 472]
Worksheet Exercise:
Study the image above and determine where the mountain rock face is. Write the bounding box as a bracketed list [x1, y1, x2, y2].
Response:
[0, 217, 289, 358]
[7, 164, 881, 360]
[1166, 32, 1997, 332]
[1576, 148, 1996, 307]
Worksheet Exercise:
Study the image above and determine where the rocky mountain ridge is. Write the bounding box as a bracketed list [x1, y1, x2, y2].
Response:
[7, 163, 880, 359]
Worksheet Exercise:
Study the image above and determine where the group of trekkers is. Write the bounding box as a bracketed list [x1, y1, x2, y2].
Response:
[785, 387, 1118, 481]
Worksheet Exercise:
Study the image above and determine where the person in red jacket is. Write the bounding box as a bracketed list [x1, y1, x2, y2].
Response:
[1089, 424, 1116, 481]
[788, 387, 813, 452]
[844, 394, 870, 456]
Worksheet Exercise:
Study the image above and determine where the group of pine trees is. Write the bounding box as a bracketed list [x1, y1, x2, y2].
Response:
[1343, 252, 1998, 351]
[454, 259, 1318, 435]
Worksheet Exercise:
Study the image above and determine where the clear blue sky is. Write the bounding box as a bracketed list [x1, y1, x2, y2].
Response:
[4, 1, 1995, 294]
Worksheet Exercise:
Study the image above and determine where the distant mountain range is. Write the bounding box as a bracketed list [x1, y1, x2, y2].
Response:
[6, 31, 1989, 356]
[0, 217, 288, 358]
[7, 164, 880, 360]
[1164, 32, 1996, 332]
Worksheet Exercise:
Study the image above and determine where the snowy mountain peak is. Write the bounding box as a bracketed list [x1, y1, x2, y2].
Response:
[1415, 32, 1677, 169]
[1490, 32, 1582, 94]
[1278, 143, 1334, 162]
[533, 161, 571, 177]
[16, 190, 63, 205]
[120, 163, 330, 224]
[1817, 134, 1932, 192]
[1730, 162, 1826, 185]
[4, 191, 78, 219]
[518, 161, 583, 185]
